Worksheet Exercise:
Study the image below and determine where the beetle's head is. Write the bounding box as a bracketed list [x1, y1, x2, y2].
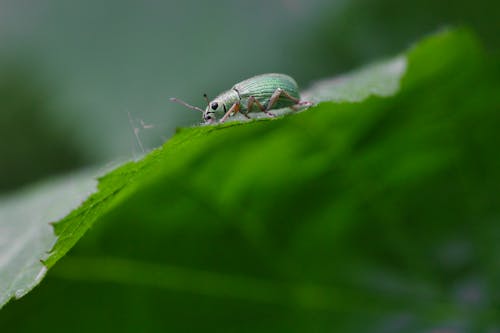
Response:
[169, 94, 223, 124]
[203, 99, 224, 124]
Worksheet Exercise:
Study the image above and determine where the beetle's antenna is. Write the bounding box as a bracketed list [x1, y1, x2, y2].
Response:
[203, 93, 210, 107]
[169, 97, 204, 112]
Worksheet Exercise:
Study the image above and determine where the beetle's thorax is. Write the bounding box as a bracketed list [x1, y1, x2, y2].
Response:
[207, 89, 239, 113]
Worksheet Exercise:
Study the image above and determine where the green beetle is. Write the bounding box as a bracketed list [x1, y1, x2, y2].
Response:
[171, 73, 310, 124]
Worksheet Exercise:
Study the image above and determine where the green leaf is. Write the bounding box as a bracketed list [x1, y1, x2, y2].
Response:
[302, 55, 406, 102]
[0, 170, 98, 308]
[42, 38, 409, 271]
[1, 28, 499, 331]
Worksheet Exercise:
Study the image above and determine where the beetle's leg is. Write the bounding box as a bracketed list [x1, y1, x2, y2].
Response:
[290, 101, 313, 111]
[219, 102, 240, 123]
[267, 88, 313, 112]
[240, 99, 252, 119]
[247, 96, 275, 118]
[241, 112, 252, 119]
[266, 88, 301, 111]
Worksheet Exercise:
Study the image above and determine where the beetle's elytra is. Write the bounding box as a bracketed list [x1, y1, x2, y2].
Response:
[170, 73, 310, 124]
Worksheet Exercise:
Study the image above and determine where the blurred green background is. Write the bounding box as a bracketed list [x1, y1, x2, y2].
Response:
[1, 0, 498, 193]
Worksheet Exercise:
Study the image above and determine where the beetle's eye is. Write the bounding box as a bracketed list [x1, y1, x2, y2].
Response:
[210, 102, 218, 110]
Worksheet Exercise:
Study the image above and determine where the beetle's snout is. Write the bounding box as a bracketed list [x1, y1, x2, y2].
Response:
[203, 111, 216, 124]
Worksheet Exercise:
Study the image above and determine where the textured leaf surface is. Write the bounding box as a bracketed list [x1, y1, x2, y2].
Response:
[1, 28, 499, 332]
[43, 40, 408, 270]
[0, 50, 407, 309]
[302, 55, 406, 102]
[0, 170, 98, 308]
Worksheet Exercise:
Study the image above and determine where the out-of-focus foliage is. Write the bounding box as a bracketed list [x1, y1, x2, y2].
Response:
[0, 63, 87, 192]
[0, 29, 499, 331]
[297, 0, 500, 82]
[0, 169, 98, 308]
